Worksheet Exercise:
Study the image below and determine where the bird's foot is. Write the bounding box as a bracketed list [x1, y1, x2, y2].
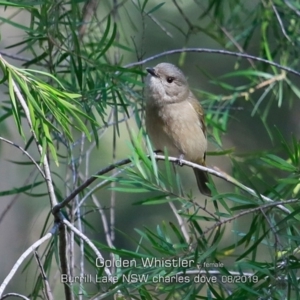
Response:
[177, 154, 185, 166]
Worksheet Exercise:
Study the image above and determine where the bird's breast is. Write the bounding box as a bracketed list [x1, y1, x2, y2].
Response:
[145, 101, 207, 162]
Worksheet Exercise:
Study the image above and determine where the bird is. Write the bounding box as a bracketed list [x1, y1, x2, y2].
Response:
[145, 62, 211, 196]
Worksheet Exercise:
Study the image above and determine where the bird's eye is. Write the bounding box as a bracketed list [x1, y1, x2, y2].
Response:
[166, 77, 174, 83]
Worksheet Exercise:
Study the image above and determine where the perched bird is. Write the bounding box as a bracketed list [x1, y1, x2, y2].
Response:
[145, 62, 211, 196]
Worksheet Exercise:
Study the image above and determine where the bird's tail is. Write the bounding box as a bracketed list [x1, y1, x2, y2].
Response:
[193, 168, 211, 196]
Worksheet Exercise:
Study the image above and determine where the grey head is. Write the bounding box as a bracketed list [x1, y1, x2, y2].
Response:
[145, 63, 190, 105]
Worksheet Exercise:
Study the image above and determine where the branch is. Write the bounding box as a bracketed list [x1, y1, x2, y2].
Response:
[62, 218, 115, 281]
[52, 157, 132, 213]
[220, 72, 286, 101]
[58, 224, 73, 300]
[284, 0, 300, 16]
[0, 137, 45, 178]
[168, 201, 190, 244]
[124, 48, 300, 78]
[34, 252, 54, 300]
[92, 194, 115, 249]
[0, 224, 58, 298]
[74, 167, 127, 214]
[271, 1, 292, 43]
[153, 154, 291, 215]
[201, 198, 299, 237]
[172, 0, 193, 30]
[54, 153, 293, 216]
[0, 293, 30, 300]
[0, 169, 39, 224]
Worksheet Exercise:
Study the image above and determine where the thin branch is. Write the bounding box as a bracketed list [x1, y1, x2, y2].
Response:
[59, 224, 73, 300]
[220, 26, 256, 69]
[172, 0, 193, 30]
[168, 201, 190, 243]
[284, 0, 300, 16]
[54, 154, 292, 215]
[0, 169, 38, 224]
[92, 194, 115, 248]
[271, 2, 292, 43]
[0, 293, 30, 300]
[154, 154, 291, 214]
[0, 224, 58, 298]
[260, 208, 283, 249]
[34, 252, 54, 300]
[147, 13, 173, 38]
[78, 0, 99, 40]
[221, 72, 286, 101]
[0, 51, 34, 63]
[52, 157, 132, 213]
[201, 198, 299, 237]
[186, 198, 220, 222]
[74, 167, 127, 214]
[124, 48, 300, 78]
[62, 218, 115, 281]
[0, 137, 45, 178]
[0, 51, 67, 68]
[110, 109, 117, 243]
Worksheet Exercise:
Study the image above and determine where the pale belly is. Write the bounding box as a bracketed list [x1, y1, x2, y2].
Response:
[146, 101, 207, 163]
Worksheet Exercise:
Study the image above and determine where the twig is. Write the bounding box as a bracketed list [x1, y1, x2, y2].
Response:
[271, 2, 292, 43]
[34, 251, 54, 300]
[168, 201, 190, 244]
[201, 198, 299, 237]
[0, 51, 35, 63]
[220, 72, 286, 101]
[184, 198, 219, 222]
[0, 224, 58, 298]
[78, 0, 99, 40]
[92, 194, 115, 248]
[0, 169, 38, 224]
[74, 167, 127, 214]
[154, 154, 291, 214]
[259, 207, 281, 281]
[59, 224, 73, 300]
[110, 109, 118, 243]
[260, 208, 283, 249]
[0, 293, 30, 300]
[54, 153, 292, 215]
[52, 157, 132, 213]
[284, 0, 300, 16]
[172, 0, 193, 30]
[62, 218, 115, 281]
[147, 14, 173, 38]
[220, 26, 256, 69]
[0, 137, 45, 178]
[124, 48, 300, 78]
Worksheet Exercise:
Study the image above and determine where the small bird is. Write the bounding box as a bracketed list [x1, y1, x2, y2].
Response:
[145, 62, 211, 196]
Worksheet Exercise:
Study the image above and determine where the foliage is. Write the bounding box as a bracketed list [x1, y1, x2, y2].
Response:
[0, 0, 299, 299]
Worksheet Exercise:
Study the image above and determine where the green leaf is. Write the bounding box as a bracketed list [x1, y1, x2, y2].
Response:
[134, 194, 171, 205]
[261, 154, 297, 172]
[0, 16, 32, 31]
[0, 1, 32, 7]
[214, 193, 255, 204]
[0, 181, 44, 196]
[8, 71, 24, 138]
[146, 2, 165, 14]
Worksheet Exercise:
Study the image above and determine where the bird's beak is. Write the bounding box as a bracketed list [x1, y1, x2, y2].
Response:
[146, 67, 158, 77]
